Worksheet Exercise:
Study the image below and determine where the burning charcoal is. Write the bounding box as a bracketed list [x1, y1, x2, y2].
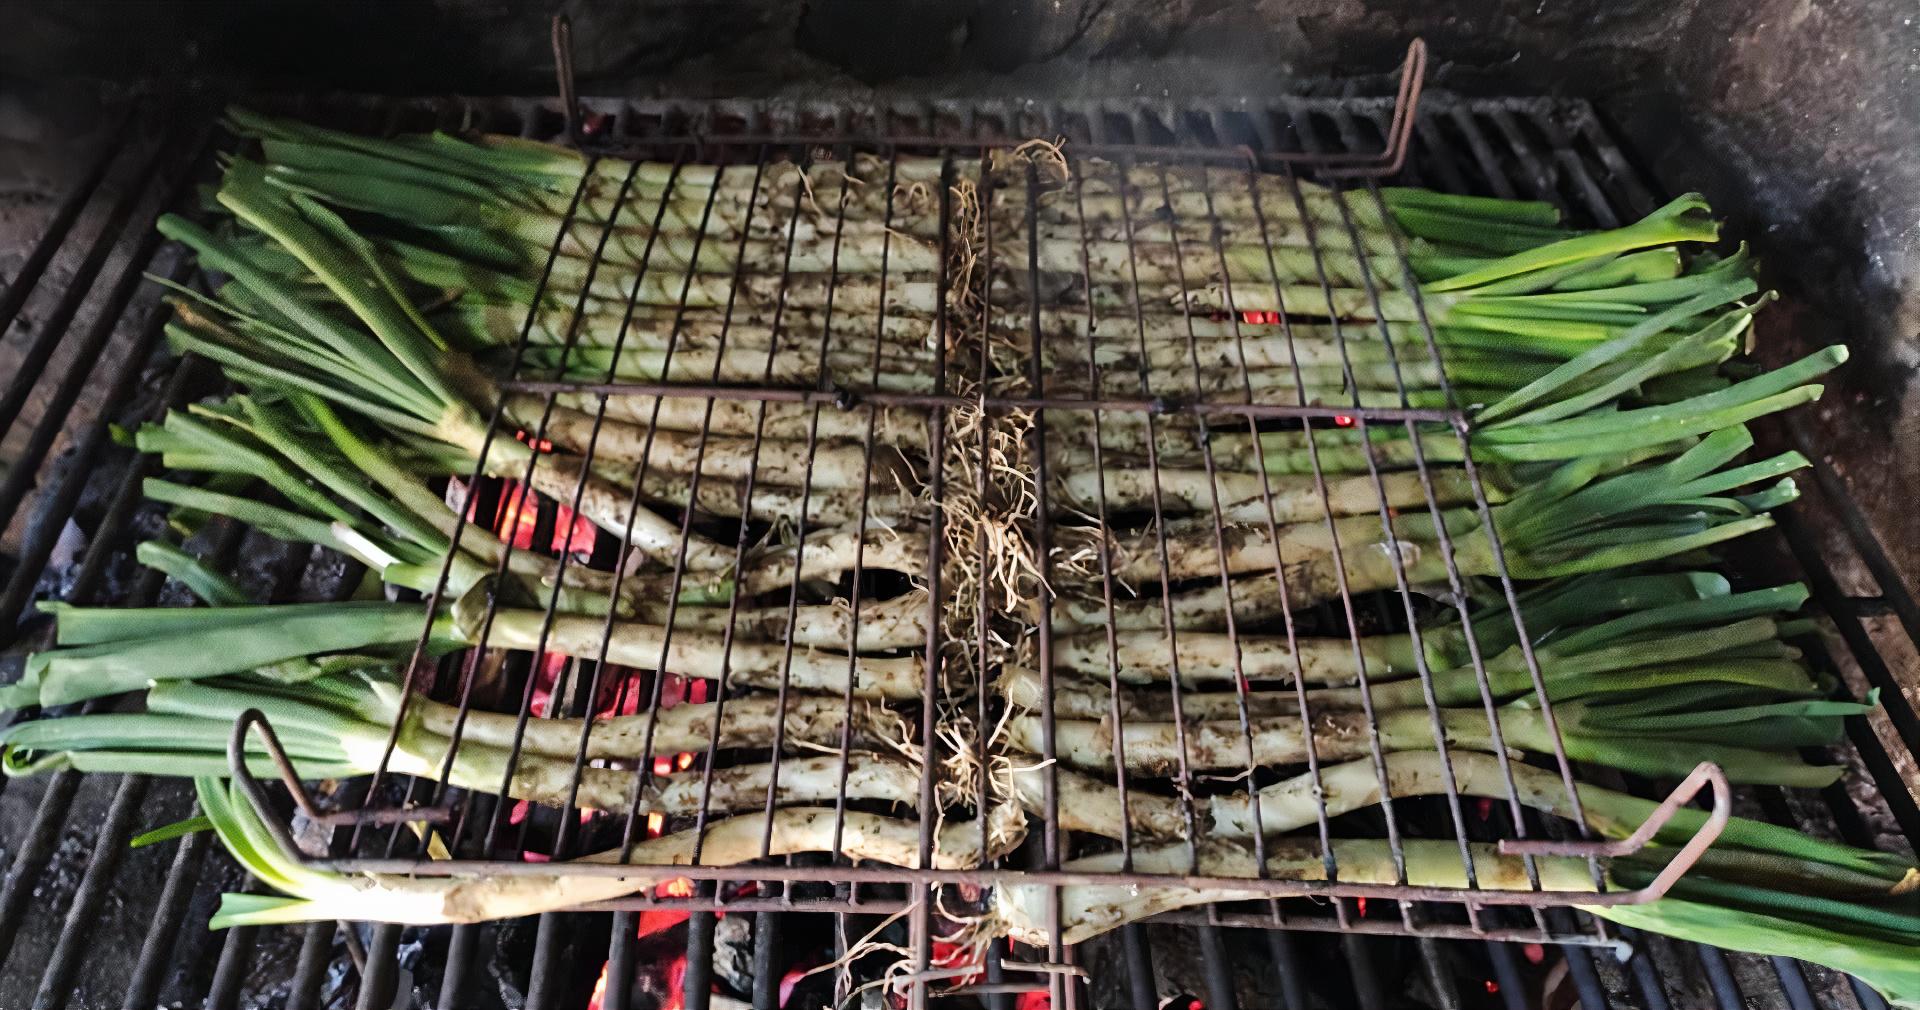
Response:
[712, 912, 756, 996]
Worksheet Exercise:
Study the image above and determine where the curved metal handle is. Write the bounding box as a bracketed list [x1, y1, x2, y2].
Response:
[1497, 760, 1733, 905]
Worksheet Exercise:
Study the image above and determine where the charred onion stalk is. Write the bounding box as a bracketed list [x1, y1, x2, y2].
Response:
[136, 394, 929, 611]
[1021, 577, 1809, 703]
[1053, 425, 1806, 630]
[2, 568, 930, 710]
[192, 775, 1026, 927]
[1000, 682, 1859, 787]
[1046, 331, 1842, 539]
[2, 672, 920, 818]
[982, 835, 1920, 1008]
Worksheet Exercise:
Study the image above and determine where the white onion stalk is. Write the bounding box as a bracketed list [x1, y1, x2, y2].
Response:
[198, 774, 1027, 927]
[988, 837, 1591, 947]
[555, 393, 930, 449]
[508, 396, 914, 490]
[1052, 467, 1489, 526]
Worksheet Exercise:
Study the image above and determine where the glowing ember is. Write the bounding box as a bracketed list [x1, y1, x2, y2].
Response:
[1523, 942, 1547, 964]
[1014, 992, 1051, 1010]
[1485, 979, 1501, 994]
[587, 961, 609, 1010]
[1355, 896, 1369, 917]
[647, 811, 666, 837]
[1333, 414, 1356, 427]
[658, 877, 695, 898]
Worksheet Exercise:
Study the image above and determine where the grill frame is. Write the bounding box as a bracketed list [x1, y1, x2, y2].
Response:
[0, 86, 1910, 1010]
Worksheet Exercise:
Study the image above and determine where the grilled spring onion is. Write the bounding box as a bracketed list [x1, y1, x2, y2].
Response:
[160, 166, 914, 571]
[1028, 580, 1807, 700]
[1, 672, 918, 818]
[136, 394, 928, 611]
[1015, 752, 1891, 865]
[984, 836, 1920, 1008]
[1055, 425, 1806, 629]
[191, 775, 1027, 927]
[2, 583, 928, 711]
[1001, 683, 1860, 787]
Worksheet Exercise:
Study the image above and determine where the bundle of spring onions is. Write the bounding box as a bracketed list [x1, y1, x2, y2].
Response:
[982, 830, 1920, 1008]
[0, 586, 929, 711]
[998, 575, 1865, 787]
[133, 393, 927, 611]
[220, 107, 953, 390]
[1051, 424, 1807, 627]
[0, 103, 1895, 1002]
[1018, 159, 1764, 406]
[158, 160, 929, 578]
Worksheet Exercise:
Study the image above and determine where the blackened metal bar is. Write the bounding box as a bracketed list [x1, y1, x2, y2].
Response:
[1484, 940, 1530, 1010]
[0, 107, 133, 335]
[1853, 976, 1894, 1010]
[1564, 103, 1660, 217]
[1446, 107, 1518, 201]
[1263, 929, 1306, 1010]
[1784, 413, 1920, 654]
[1119, 925, 1156, 1010]
[1692, 942, 1746, 1010]
[527, 912, 566, 1010]
[1616, 928, 1674, 1010]
[31, 774, 153, 1009]
[0, 120, 180, 441]
[751, 911, 782, 1010]
[0, 358, 208, 971]
[119, 830, 212, 1010]
[1767, 957, 1821, 1010]
[1556, 915, 1616, 1010]
[1197, 924, 1238, 1010]
[285, 924, 339, 1010]
[353, 923, 404, 1010]
[1417, 936, 1462, 1010]
[1777, 507, 1920, 790]
[1513, 107, 1621, 229]
[683, 912, 718, 1010]
[0, 125, 212, 553]
[1481, 109, 1557, 203]
[1341, 933, 1388, 1010]
[205, 919, 260, 1010]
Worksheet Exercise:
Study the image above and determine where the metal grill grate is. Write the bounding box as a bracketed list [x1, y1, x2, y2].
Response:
[0, 87, 1913, 1010]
